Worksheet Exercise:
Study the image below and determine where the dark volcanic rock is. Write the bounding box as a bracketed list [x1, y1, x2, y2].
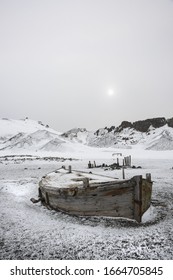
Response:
[116, 121, 133, 132]
[167, 118, 173, 128]
[133, 117, 167, 132]
[114, 117, 171, 133]
[105, 126, 116, 133]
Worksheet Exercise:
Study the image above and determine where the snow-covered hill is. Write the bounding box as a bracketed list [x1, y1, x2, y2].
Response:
[86, 124, 173, 150]
[1, 117, 173, 153]
[61, 128, 90, 144]
[0, 118, 96, 155]
[0, 118, 66, 153]
[61, 117, 173, 150]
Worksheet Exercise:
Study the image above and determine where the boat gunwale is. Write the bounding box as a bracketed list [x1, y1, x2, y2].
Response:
[38, 168, 153, 223]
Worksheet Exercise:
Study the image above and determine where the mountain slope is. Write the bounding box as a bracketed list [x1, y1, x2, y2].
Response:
[1, 117, 173, 152]
[61, 117, 173, 150]
[0, 118, 59, 138]
[0, 118, 65, 152]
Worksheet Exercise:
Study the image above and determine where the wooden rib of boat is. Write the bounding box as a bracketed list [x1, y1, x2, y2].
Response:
[38, 166, 153, 223]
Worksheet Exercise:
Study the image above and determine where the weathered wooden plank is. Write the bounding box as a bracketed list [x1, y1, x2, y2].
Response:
[41, 184, 134, 219]
[141, 178, 152, 215]
[134, 176, 142, 223]
[38, 169, 152, 222]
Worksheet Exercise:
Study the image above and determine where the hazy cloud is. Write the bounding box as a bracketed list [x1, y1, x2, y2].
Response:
[0, 0, 173, 131]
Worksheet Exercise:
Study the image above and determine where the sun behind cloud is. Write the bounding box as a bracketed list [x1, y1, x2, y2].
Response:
[107, 88, 115, 97]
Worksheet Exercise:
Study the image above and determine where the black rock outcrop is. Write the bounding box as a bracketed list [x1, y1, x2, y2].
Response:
[112, 117, 172, 133]
[133, 117, 167, 132]
[167, 118, 173, 128]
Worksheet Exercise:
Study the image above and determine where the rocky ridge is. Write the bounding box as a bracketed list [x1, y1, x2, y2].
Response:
[0, 117, 173, 152]
[61, 117, 173, 150]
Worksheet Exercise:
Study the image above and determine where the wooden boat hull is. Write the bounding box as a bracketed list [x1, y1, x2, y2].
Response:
[38, 169, 152, 223]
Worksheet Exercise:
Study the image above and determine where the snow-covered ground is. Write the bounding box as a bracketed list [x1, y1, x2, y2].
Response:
[0, 148, 173, 260]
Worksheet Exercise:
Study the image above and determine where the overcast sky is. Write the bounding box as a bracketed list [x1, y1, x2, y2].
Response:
[0, 0, 173, 132]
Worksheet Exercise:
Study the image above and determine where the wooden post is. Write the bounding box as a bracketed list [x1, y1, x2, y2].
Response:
[122, 167, 125, 179]
[134, 175, 142, 223]
[125, 156, 131, 167]
[83, 178, 89, 188]
[68, 165, 72, 173]
[117, 158, 119, 167]
[146, 173, 151, 182]
[129, 155, 131, 167]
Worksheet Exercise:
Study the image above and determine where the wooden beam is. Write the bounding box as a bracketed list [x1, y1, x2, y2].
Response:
[134, 175, 142, 223]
